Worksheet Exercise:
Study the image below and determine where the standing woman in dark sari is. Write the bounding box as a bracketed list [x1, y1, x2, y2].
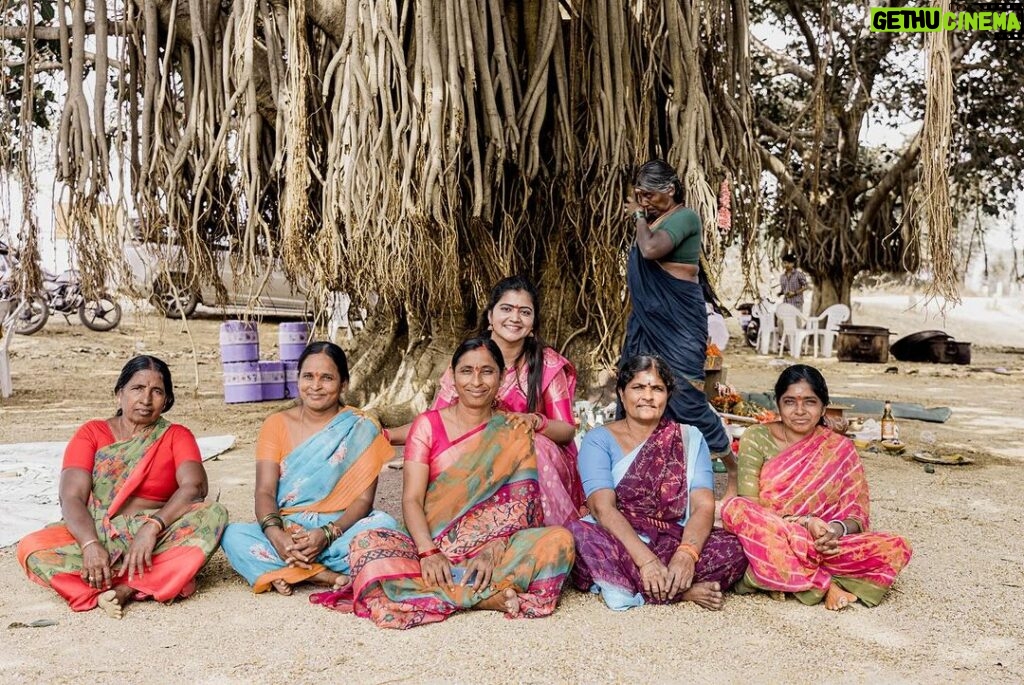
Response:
[620, 160, 737, 497]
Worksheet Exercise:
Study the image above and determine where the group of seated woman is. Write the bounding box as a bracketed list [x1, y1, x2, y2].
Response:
[17, 278, 911, 626]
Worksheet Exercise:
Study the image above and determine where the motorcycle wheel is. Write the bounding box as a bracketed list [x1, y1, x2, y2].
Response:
[79, 295, 122, 331]
[14, 294, 49, 335]
[744, 322, 760, 348]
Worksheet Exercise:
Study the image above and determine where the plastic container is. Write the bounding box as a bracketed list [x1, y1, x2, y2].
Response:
[223, 361, 262, 403]
[284, 361, 299, 399]
[279, 322, 311, 362]
[219, 320, 259, 363]
[259, 360, 286, 401]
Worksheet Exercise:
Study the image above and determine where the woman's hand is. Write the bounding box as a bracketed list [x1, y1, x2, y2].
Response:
[806, 517, 841, 555]
[462, 538, 508, 592]
[638, 557, 670, 602]
[121, 522, 159, 580]
[286, 527, 329, 566]
[81, 541, 113, 589]
[263, 526, 304, 567]
[666, 549, 696, 598]
[420, 552, 454, 587]
[504, 412, 543, 433]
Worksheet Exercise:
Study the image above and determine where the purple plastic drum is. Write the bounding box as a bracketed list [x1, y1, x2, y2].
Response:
[223, 361, 262, 403]
[220, 320, 259, 363]
[279, 322, 311, 362]
[259, 360, 286, 401]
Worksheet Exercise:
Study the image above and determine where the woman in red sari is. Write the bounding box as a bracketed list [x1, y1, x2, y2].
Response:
[389, 275, 584, 526]
[17, 356, 227, 618]
[314, 337, 575, 628]
[721, 364, 912, 610]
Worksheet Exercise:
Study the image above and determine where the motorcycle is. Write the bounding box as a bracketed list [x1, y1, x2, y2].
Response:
[736, 298, 774, 348]
[0, 253, 122, 335]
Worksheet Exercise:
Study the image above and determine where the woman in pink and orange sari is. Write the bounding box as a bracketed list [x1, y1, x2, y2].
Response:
[721, 364, 912, 610]
[314, 338, 575, 629]
[389, 276, 584, 527]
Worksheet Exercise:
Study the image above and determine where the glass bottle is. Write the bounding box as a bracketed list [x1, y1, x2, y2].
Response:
[880, 400, 899, 441]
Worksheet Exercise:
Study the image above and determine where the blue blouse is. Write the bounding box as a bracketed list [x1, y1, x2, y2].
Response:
[577, 424, 714, 498]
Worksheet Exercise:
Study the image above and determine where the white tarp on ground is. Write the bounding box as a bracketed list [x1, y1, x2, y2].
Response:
[0, 435, 235, 548]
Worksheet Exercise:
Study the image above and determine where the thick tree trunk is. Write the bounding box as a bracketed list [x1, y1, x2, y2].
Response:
[809, 270, 854, 317]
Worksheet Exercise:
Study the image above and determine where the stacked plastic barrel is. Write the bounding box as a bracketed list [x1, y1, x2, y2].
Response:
[221, 320, 310, 403]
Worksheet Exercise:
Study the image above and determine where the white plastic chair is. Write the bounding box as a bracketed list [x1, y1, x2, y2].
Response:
[774, 303, 815, 358]
[811, 304, 851, 357]
[754, 300, 778, 355]
[0, 298, 17, 398]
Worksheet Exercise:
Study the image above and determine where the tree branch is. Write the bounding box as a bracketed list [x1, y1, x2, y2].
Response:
[786, 0, 819, 68]
[758, 116, 811, 154]
[858, 130, 922, 231]
[5, 53, 125, 72]
[752, 37, 816, 85]
[0, 21, 129, 40]
[758, 145, 821, 228]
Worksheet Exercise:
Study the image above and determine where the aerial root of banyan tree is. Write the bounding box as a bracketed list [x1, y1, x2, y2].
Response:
[2, 0, 954, 414]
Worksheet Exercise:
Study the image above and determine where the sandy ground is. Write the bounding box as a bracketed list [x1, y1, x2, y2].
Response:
[1, 297, 1023, 684]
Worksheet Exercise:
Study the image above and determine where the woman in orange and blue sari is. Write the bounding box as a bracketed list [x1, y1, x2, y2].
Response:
[221, 342, 398, 595]
[313, 337, 575, 628]
[17, 355, 227, 618]
[721, 364, 912, 610]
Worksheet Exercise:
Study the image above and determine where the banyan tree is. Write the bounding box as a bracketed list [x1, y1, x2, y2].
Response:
[2, 0, 978, 418]
[2, 0, 761, 417]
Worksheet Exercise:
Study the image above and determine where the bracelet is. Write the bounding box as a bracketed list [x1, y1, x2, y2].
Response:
[151, 513, 168, 531]
[320, 524, 337, 546]
[533, 413, 549, 433]
[80, 538, 101, 553]
[640, 557, 660, 569]
[829, 519, 849, 537]
[141, 516, 164, 534]
[259, 513, 284, 532]
[417, 547, 442, 560]
[676, 542, 700, 563]
[633, 209, 647, 222]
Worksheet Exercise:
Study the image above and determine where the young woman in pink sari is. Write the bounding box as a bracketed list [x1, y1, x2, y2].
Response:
[721, 364, 912, 610]
[389, 276, 584, 527]
[312, 338, 575, 629]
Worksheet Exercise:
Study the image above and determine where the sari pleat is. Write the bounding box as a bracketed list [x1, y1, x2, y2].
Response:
[17, 419, 227, 611]
[721, 425, 912, 606]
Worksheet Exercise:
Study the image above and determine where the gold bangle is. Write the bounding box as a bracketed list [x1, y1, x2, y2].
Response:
[80, 538, 101, 553]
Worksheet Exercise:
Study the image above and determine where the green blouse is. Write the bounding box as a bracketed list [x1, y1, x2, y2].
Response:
[736, 424, 783, 499]
[655, 208, 701, 265]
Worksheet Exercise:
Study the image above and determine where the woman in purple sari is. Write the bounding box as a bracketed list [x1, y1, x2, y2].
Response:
[567, 354, 746, 611]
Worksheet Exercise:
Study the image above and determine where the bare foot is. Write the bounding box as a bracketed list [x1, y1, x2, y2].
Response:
[98, 585, 134, 619]
[271, 579, 293, 596]
[309, 569, 344, 587]
[825, 584, 857, 611]
[331, 574, 350, 590]
[477, 588, 521, 616]
[681, 581, 723, 611]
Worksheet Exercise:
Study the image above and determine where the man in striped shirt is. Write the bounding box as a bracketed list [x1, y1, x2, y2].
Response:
[779, 253, 810, 310]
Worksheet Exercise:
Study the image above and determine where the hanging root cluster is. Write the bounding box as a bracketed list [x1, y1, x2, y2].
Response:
[7, 0, 762, 399]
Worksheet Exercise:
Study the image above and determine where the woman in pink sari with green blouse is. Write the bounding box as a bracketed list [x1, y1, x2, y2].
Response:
[721, 364, 912, 610]
[389, 276, 585, 527]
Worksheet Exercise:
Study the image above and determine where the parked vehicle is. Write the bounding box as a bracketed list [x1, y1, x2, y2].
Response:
[124, 238, 311, 318]
[736, 299, 775, 348]
[0, 249, 122, 335]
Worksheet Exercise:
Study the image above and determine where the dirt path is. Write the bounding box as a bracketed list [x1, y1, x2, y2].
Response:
[1, 307, 1022, 683]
